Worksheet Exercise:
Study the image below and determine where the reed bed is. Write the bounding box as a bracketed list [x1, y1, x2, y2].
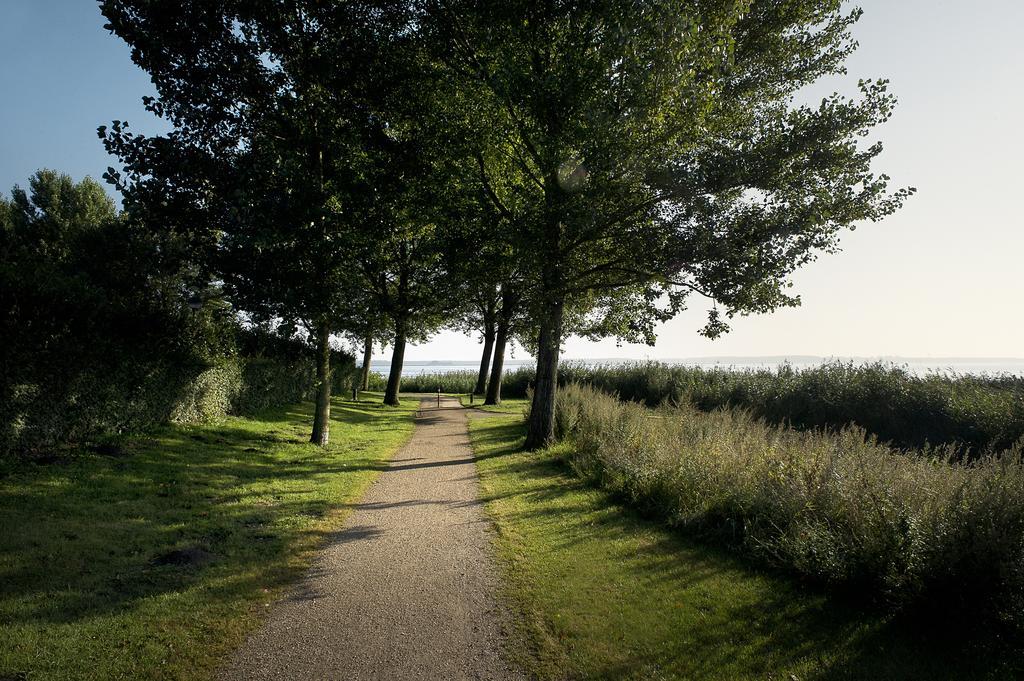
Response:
[372, 361, 1024, 456]
[550, 382, 1024, 630]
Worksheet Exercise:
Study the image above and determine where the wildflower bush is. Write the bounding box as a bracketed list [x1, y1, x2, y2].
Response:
[550, 383, 1024, 630]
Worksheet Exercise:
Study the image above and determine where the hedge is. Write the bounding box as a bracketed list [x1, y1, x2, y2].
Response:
[1, 352, 357, 459]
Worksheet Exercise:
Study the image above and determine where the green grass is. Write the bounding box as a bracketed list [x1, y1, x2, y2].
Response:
[0, 394, 415, 681]
[458, 395, 530, 415]
[469, 415, 1021, 680]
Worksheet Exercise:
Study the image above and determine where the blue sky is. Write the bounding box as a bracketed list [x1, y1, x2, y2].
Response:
[0, 2, 168, 191]
[2, 1, 1021, 360]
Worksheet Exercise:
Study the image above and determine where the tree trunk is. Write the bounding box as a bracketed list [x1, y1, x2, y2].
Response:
[485, 285, 517, 406]
[360, 333, 373, 391]
[310, 320, 332, 446]
[474, 324, 496, 395]
[383, 326, 406, 406]
[484, 317, 508, 405]
[525, 297, 564, 449]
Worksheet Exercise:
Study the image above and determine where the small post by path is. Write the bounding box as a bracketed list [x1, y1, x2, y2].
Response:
[437, 387, 441, 408]
[470, 392, 474, 405]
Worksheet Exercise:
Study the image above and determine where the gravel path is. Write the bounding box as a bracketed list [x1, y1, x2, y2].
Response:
[220, 397, 523, 681]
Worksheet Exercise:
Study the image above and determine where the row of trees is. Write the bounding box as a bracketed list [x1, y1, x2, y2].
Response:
[98, 0, 910, 448]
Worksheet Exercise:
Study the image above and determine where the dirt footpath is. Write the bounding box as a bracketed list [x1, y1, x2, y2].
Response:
[220, 396, 523, 681]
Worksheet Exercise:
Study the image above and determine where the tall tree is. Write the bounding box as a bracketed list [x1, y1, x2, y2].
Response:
[351, 38, 474, 407]
[443, 169, 527, 401]
[359, 334, 375, 392]
[472, 287, 500, 396]
[483, 282, 521, 405]
[452, 280, 500, 395]
[346, 314, 390, 392]
[359, 220, 456, 406]
[100, 0, 411, 444]
[472, 291, 499, 396]
[423, 1, 913, 448]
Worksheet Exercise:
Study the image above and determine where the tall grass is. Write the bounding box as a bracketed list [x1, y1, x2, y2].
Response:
[373, 361, 1024, 456]
[563, 361, 1024, 456]
[550, 383, 1024, 631]
[366, 370, 478, 393]
[364, 367, 538, 396]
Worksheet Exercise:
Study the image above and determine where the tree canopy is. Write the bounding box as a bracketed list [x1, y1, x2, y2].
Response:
[100, 0, 417, 443]
[98, 0, 911, 447]
[418, 0, 913, 446]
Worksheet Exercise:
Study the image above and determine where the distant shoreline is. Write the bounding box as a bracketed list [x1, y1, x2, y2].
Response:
[375, 356, 1024, 366]
[371, 356, 1024, 376]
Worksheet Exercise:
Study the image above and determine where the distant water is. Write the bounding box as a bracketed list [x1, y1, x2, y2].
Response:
[372, 357, 1024, 378]
[369, 360, 534, 377]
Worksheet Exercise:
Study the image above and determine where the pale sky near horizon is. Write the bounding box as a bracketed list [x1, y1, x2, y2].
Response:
[2, 2, 1021, 361]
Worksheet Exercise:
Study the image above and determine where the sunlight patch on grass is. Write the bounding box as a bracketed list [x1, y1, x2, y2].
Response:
[0, 396, 415, 681]
[469, 415, 1019, 681]
[458, 395, 530, 415]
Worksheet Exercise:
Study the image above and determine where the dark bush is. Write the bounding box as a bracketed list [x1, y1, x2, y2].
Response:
[0, 172, 356, 458]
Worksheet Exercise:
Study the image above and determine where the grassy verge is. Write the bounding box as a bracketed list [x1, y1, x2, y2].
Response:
[469, 415, 1021, 680]
[0, 394, 415, 681]
[458, 395, 530, 415]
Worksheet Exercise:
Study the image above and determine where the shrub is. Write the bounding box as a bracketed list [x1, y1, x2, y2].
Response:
[551, 383, 1024, 630]
[383, 370, 478, 394]
[0, 171, 360, 458]
[1, 171, 235, 457]
[171, 363, 245, 423]
[0, 322, 357, 459]
[1, 350, 357, 459]
[233, 330, 358, 415]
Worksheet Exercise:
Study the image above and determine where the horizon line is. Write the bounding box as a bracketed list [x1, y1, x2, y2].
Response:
[372, 355, 1024, 365]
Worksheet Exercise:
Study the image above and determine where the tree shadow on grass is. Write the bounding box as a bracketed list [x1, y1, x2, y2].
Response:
[0, 396, 407, 630]
[472, 419, 1023, 681]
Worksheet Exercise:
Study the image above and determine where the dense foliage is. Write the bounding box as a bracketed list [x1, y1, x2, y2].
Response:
[0, 171, 217, 456]
[551, 383, 1024, 633]
[98, 0, 427, 443]
[2, 335, 357, 460]
[417, 0, 913, 446]
[95, 1, 912, 446]
[0, 171, 356, 458]
[564, 362, 1024, 456]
